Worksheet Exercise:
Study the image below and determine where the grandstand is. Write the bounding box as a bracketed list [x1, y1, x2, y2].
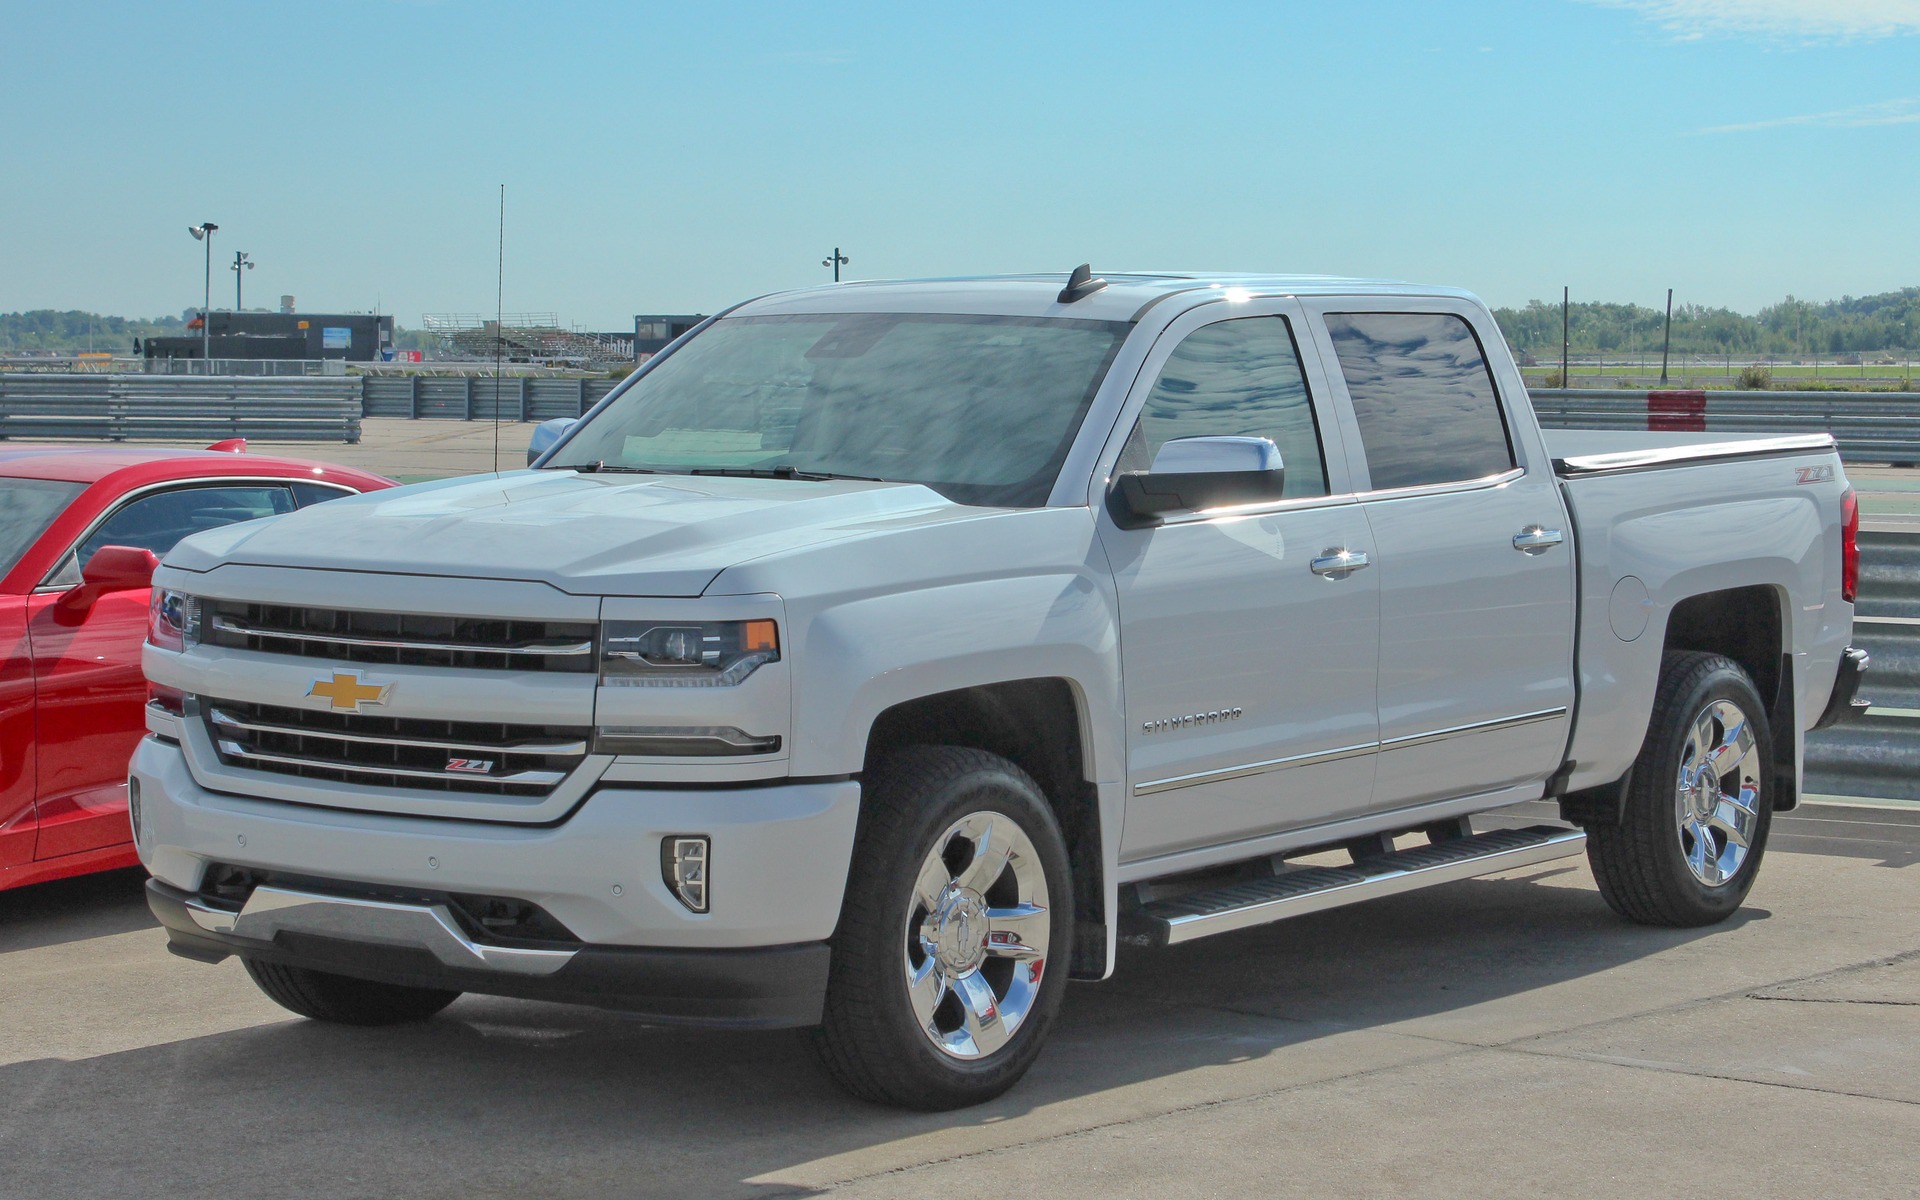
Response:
[421, 313, 632, 364]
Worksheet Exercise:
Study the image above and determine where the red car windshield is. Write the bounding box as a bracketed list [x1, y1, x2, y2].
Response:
[0, 477, 86, 579]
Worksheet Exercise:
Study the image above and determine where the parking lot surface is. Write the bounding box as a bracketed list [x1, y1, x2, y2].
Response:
[2, 803, 1915, 1200]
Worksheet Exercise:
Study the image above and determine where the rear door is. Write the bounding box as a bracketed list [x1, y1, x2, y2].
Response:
[1302, 302, 1576, 812]
[1096, 300, 1381, 863]
[30, 481, 300, 859]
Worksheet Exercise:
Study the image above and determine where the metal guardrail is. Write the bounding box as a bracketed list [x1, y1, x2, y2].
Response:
[1806, 530, 1920, 800]
[0, 375, 361, 443]
[361, 376, 620, 420]
[1532, 388, 1920, 464]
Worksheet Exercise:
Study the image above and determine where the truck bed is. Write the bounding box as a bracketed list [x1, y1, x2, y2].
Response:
[1545, 429, 1837, 476]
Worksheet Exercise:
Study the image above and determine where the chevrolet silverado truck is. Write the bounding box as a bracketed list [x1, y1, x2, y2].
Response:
[134, 269, 1868, 1109]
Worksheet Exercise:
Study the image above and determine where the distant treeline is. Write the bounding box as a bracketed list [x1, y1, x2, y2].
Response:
[0, 309, 188, 352]
[1495, 287, 1920, 358]
[10, 288, 1920, 358]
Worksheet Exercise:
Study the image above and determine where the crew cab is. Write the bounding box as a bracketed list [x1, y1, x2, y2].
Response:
[133, 272, 1865, 1108]
[0, 444, 390, 891]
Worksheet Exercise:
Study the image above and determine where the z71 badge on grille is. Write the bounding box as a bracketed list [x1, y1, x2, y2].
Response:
[446, 758, 496, 775]
[306, 671, 394, 713]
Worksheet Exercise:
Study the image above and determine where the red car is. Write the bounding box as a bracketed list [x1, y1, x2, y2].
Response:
[1, 443, 392, 891]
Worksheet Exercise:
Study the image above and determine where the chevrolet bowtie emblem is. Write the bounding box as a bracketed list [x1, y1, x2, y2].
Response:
[307, 671, 393, 713]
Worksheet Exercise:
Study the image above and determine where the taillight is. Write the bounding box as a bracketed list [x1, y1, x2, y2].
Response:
[1841, 487, 1859, 604]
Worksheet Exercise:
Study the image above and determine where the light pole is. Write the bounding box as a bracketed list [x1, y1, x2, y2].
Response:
[231, 251, 253, 310]
[822, 246, 849, 282]
[189, 223, 218, 362]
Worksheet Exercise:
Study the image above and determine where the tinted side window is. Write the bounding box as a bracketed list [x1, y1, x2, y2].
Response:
[1122, 316, 1328, 499]
[290, 481, 358, 507]
[76, 484, 297, 567]
[1324, 312, 1514, 491]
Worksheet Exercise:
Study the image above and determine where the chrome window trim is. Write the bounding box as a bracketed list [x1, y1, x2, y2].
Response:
[1143, 490, 1363, 528]
[1132, 707, 1566, 796]
[1353, 465, 1525, 505]
[33, 475, 340, 592]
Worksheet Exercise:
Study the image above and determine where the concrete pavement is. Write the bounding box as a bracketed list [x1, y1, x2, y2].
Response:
[2, 804, 1914, 1199]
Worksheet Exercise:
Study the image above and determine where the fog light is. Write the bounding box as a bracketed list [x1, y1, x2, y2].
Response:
[662, 836, 709, 913]
[127, 776, 144, 852]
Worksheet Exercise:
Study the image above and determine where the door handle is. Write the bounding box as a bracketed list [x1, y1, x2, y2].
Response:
[1513, 526, 1565, 555]
[1311, 548, 1370, 578]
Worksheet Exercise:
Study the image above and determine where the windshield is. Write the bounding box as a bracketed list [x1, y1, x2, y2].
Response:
[549, 313, 1131, 506]
[0, 477, 85, 580]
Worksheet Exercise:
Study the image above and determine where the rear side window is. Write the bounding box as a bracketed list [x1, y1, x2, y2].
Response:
[1325, 312, 1514, 491]
[1120, 315, 1328, 499]
[290, 481, 358, 507]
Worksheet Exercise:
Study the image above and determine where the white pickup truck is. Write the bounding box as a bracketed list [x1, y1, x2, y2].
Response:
[136, 270, 1867, 1109]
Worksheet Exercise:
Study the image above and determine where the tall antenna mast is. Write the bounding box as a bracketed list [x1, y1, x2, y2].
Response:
[493, 184, 504, 475]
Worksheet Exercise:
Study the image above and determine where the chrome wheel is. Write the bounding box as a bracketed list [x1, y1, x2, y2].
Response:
[903, 810, 1052, 1061]
[1674, 699, 1762, 887]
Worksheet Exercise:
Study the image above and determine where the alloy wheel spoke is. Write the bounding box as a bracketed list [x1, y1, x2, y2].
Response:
[952, 970, 1009, 1056]
[912, 854, 953, 911]
[1710, 802, 1753, 848]
[984, 903, 1047, 959]
[1707, 719, 1753, 779]
[953, 820, 1013, 895]
[906, 957, 947, 1028]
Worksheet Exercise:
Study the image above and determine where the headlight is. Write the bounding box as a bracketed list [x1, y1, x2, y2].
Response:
[600, 619, 779, 687]
[147, 589, 201, 653]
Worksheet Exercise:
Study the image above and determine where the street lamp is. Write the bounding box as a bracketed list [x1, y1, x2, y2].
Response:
[188, 223, 219, 363]
[822, 246, 849, 282]
[231, 251, 253, 310]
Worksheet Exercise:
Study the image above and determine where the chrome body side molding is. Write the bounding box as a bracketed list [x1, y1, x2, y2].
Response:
[1133, 708, 1567, 796]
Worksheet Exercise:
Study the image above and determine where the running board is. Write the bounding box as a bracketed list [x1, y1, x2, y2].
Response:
[1123, 825, 1587, 948]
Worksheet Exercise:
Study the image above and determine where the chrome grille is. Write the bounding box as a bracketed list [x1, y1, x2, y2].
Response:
[200, 697, 590, 797]
[200, 601, 596, 674]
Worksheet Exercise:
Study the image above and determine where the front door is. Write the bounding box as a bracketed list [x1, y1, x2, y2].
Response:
[30, 481, 300, 859]
[1097, 301, 1381, 864]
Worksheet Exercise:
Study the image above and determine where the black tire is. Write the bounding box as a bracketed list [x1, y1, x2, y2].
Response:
[810, 745, 1074, 1110]
[242, 957, 461, 1026]
[1586, 651, 1776, 927]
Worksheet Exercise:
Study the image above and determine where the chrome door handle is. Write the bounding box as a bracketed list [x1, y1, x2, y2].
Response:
[1513, 526, 1565, 555]
[1311, 548, 1370, 578]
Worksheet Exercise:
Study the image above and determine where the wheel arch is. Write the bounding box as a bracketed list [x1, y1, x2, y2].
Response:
[863, 678, 1113, 980]
[1661, 584, 1797, 811]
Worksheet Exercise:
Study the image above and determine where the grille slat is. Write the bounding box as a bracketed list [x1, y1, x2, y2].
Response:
[201, 601, 597, 674]
[201, 697, 590, 797]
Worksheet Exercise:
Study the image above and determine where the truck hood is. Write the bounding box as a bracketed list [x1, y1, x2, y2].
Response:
[164, 470, 980, 596]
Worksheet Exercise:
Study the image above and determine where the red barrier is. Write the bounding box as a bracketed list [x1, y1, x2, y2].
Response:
[1647, 389, 1708, 432]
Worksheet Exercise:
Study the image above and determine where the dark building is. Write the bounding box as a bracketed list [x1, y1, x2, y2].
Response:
[633, 314, 707, 358]
[141, 311, 396, 362]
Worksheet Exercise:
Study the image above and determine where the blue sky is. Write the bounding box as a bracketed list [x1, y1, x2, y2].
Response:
[3, 0, 1917, 328]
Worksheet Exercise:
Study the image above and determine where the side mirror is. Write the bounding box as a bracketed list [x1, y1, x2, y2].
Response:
[527, 417, 579, 466]
[1109, 436, 1286, 529]
[58, 545, 160, 617]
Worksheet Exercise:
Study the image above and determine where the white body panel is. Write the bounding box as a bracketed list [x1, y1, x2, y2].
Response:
[133, 273, 1855, 983]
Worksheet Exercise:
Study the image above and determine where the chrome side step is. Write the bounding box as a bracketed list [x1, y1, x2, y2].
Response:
[1124, 825, 1587, 948]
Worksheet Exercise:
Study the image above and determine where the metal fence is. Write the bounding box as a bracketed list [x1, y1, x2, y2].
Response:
[0, 374, 362, 443]
[1806, 529, 1920, 800]
[1531, 388, 1920, 464]
[361, 376, 620, 420]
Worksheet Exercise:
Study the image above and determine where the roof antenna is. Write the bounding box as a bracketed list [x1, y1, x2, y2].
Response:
[1057, 263, 1107, 304]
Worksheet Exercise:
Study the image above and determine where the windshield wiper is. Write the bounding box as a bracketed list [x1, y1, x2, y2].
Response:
[560, 462, 663, 474]
[682, 466, 886, 482]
